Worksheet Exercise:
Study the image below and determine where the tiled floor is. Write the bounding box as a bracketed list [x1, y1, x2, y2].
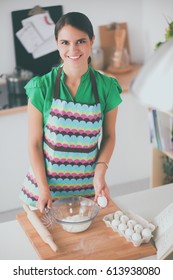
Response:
[0, 178, 149, 223]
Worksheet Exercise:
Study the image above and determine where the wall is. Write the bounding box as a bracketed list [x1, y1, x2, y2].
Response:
[1, 0, 173, 75]
[141, 0, 173, 61]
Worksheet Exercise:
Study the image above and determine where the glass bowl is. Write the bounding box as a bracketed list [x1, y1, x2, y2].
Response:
[48, 196, 100, 233]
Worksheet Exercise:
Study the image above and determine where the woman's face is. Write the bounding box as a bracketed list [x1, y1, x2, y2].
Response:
[56, 24, 95, 68]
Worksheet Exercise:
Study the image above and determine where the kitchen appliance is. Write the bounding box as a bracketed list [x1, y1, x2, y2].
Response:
[6, 67, 33, 107]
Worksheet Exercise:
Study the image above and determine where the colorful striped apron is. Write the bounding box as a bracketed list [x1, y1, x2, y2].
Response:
[20, 68, 102, 206]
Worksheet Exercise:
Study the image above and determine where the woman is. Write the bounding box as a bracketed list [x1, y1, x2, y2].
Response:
[20, 12, 122, 213]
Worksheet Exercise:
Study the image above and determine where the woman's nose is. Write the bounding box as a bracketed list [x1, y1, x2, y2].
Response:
[69, 43, 78, 52]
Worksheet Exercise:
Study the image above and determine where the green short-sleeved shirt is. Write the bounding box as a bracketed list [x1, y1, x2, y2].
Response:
[25, 65, 122, 125]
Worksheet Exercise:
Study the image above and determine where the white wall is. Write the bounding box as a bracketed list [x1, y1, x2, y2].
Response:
[107, 93, 151, 188]
[1, 0, 173, 74]
[141, 0, 173, 61]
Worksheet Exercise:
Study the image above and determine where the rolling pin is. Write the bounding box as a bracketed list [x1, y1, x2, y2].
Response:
[23, 204, 58, 252]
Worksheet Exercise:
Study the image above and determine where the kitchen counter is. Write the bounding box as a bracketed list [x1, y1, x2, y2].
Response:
[1, 183, 173, 260]
[0, 220, 38, 259]
[0, 105, 27, 116]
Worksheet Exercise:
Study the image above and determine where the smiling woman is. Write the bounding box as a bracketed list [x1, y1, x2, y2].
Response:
[56, 24, 95, 96]
[54, 12, 95, 67]
[19, 12, 122, 213]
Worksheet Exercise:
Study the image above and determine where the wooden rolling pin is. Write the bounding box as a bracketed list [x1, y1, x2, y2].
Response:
[23, 204, 58, 252]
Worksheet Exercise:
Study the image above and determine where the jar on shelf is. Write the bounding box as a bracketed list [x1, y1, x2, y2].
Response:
[91, 47, 104, 70]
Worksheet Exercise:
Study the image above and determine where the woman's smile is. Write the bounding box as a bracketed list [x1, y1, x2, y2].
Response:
[67, 55, 82, 60]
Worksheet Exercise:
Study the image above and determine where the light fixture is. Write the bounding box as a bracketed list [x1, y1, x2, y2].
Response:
[130, 38, 173, 113]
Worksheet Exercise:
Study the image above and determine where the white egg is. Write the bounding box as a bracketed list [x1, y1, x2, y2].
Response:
[118, 223, 127, 232]
[113, 213, 120, 220]
[111, 218, 120, 229]
[97, 196, 107, 208]
[132, 232, 141, 242]
[120, 215, 129, 224]
[134, 223, 143, 233]
[142, 228, 152, 238]
[131, 232, 142, 246]
[127, 219, 136, 229]
[114, 210, 124, 218]
[125, 228, 134, 238]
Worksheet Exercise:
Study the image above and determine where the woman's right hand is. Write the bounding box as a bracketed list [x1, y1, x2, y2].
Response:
[36, 188, 52, 213]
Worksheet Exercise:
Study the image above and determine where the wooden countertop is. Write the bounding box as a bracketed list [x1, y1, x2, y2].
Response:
[104, 63, 141, 93]
[16, 199, 156, 260]
[0, 105, 27, 116]
[0, 64, 141, 116]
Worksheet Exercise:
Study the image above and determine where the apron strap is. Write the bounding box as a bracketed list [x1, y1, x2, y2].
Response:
[54, 67, 99, 103]
[90, 70, 100, 104]
[54, 67, 63, 99]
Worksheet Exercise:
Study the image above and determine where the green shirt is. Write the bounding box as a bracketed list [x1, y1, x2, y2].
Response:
[25, 65, 122, 125]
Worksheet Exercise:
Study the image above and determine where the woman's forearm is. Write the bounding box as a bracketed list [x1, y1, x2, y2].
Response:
[29, 143, 49, 194]
[95, 134, 115, 177]
[97, 134, 116, 163]
[27, 101, 49, 195]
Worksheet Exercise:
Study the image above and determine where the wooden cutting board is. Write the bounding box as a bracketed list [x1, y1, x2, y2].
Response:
[16, 200, 156, 260]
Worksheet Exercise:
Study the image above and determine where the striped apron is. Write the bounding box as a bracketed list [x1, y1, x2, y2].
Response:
[20, 68, 102, 206]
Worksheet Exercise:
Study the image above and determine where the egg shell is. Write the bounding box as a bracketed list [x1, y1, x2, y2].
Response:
[97, 196, 107, 208]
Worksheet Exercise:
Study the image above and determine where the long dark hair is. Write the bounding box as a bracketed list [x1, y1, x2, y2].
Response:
[55, 12, 94, 40]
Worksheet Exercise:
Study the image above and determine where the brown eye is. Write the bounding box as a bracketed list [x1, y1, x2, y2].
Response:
[61, 40, 69, 45]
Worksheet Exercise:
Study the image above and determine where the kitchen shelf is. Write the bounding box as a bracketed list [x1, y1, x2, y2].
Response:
[104, 63, 141, 93]
[0, 105, 27, 116]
